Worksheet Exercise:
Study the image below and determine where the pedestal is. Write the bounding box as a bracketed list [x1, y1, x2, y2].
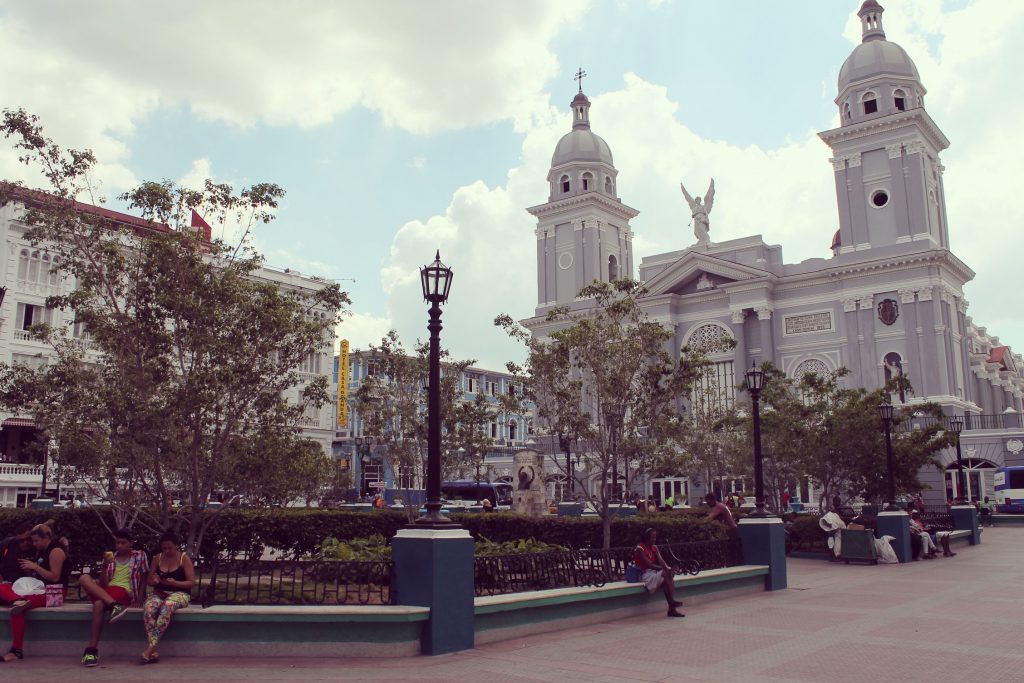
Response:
[951, 505, 980, 545]
[737, 516, 787, 591]
[391, 528, 475, 655]
[876, 510, 911, 563]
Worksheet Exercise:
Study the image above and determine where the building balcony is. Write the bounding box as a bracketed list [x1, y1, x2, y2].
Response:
[0, 462, 45, 483]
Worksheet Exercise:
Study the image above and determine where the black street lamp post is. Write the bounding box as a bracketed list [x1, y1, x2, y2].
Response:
[877, 402, 896, 510]
[949, 415, 965, 504]
[743, 363, 768, 517]
[559, 433, 576, 495]
[416, 251, 456, 528]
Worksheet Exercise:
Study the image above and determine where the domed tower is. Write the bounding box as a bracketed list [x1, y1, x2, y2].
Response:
[528, 87, 639, 312]
[820, 1, 951, 255]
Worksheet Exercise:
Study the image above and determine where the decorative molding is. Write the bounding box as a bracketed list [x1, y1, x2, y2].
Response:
[917, 287, 933, 302]
[905, 140, 926, 155]
[829, 157, 846, 171]
[571, 218, 584, 231]
[818, 109, 950, 155]
[898, 288, 916, 304]
[843, 298, 858, 313]
[755, 306, 773, 320]
[847, 153, 862, 168]
[858, 296, 873, 310]
[730, 309, 746, 325]
[885, 144, 903, 159]
[957, 298, 968, 314]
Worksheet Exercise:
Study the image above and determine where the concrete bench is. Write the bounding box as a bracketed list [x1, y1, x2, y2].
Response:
[947, 529, 972, 547]
[0, 603, 429, 658]
[474, 564, 768, 645]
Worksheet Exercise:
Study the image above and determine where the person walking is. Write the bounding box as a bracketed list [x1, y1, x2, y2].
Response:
[141, 532, 195, 664]
[705, 493, 739, 539]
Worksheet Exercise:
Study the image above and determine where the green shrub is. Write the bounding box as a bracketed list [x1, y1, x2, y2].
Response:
[790, 514, 828, 550]
[473, 537, 567, 556]
[0, 507, 726, 561]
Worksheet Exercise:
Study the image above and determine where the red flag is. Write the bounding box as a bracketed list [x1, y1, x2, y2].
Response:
[190, 209, 212, 241]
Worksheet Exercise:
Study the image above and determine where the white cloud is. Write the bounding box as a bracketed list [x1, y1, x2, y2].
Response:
[408, 156, 427, 170]
[1, 1, 586, 138]
[378, 0, 1024, 368]
[337, 311, 393, 354]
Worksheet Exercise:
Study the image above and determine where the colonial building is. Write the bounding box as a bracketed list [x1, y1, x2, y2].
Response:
[524, 1, 1024, 507]
[0, 196, 336, 507]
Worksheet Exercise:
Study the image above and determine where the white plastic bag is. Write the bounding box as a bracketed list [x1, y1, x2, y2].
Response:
[11, 576, 45, 596]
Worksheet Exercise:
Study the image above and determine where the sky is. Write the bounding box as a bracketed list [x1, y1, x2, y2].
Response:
[2, 0, 1021, 372]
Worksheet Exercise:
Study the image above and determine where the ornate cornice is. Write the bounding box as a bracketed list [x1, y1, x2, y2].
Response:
[527, 192, 639, 221]
[818, 108, 950, 154]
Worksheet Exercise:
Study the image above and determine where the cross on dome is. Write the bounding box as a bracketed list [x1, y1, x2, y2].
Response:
[574, 67, 587, 93]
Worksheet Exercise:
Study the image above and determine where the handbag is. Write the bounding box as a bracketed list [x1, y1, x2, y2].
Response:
[44, 584, 65, 607]
[625, 563, 642, 583]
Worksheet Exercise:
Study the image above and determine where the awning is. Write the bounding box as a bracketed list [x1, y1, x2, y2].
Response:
[2, 418, 36, 428]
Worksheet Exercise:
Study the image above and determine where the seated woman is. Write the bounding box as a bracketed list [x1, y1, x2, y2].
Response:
[634, 528, 684, 618]
[0, 523, 69, 662]
[910, 511, 956, 558]
[141, 532, 196, 664]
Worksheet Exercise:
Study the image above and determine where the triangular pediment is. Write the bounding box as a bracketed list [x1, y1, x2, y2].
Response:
[643, 252, 771, 297]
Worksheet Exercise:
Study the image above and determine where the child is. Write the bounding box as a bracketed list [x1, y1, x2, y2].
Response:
[77, 528, 148, 667]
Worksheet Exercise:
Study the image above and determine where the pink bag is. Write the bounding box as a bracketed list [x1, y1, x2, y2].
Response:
[44, 584, 65, 607]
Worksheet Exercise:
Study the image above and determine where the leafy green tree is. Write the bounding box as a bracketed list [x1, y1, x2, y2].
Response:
[0, 109, 348, 552]
[497, 279, 713, 548]
[742, 363, 950, 511]
[353, 330, 472, 517]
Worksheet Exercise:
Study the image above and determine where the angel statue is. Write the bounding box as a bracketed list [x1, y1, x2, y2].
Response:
[680, 178, 715, 245]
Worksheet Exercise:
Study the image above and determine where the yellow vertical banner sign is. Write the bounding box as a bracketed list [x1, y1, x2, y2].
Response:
[337, 339, 350, 427]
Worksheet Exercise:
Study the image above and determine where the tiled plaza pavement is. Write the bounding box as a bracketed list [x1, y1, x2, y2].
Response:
[6, 528, 1021, 682]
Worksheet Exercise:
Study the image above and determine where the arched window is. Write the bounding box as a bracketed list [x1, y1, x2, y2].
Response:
[843, 102, 851, 120]
[608, 255, 618, 281]
[687, 323, 736, 415]
[27, 250, 40, 284]
[508, 419, 518, 442]
[560, 175, 570, 193]
[862, 91, 878, 115]
[581, 172, 593, 191]
[604, 176, 613, 194]
[893, 88, 906, 111]
[794, 359, 830, 380]
[687, 323, 732, 351]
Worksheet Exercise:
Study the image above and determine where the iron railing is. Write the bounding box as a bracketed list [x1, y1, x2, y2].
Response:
[70, 558, 394, 606]
[474, 538, 743, 597]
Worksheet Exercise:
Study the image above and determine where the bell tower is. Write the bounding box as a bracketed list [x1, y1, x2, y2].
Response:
[527, 83, 639, 313]
[820, 1, 951, 255]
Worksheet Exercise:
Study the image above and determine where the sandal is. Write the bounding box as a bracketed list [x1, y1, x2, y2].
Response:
[1, 648, 23, 663]
[9, 601, 30, 617]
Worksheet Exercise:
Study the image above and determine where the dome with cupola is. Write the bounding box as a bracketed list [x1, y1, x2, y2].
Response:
[551, 92, 615, 168]
[835, 2, 926, 126]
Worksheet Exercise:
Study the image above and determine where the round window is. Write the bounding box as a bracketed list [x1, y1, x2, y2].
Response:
[558, 252, 574, 270]
[871, 190, 889, 208]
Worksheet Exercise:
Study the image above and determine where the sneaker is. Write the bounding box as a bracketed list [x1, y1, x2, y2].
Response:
[667, 609, 685, 618]
[82, 649, 99, 667]
[108, 604, 128, 624]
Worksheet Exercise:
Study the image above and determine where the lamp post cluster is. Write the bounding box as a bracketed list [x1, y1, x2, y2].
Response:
[416, 251, 457, 528]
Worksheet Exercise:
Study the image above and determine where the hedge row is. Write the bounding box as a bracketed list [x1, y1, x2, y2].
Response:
[0, 508, 727, 562]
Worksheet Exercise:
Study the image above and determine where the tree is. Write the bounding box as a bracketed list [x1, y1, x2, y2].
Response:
[745, 363, 950, 511]
[353, 330, 472, 518]
[0, 109, 348, 553]
[448, 392, 497, 500]
[497, 279, 714, 548]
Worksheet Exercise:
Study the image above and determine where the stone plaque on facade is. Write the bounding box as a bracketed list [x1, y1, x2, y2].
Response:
[784, 311, 833, 335]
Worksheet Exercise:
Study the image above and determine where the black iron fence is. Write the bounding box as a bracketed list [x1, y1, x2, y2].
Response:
[71, 558, 394, 606]
[474, 538, 743, 597]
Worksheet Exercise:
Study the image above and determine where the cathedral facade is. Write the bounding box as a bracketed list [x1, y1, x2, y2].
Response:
[525, 1, 1024, 507]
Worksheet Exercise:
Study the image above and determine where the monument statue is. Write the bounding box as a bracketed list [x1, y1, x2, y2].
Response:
[511, 449, 546, 517]
[680, 178, 715, 245]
